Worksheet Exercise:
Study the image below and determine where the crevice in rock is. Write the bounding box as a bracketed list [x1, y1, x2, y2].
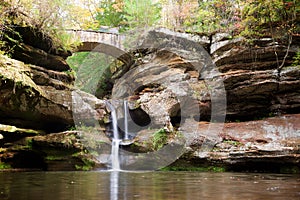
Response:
[128, 108, 152, 128]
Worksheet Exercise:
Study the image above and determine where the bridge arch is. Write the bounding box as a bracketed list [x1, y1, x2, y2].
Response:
[75, 41, 132, 65]
[67, 30, 133, 65]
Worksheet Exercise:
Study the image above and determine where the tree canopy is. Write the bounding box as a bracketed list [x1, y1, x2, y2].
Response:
[0, 0, 299, 55]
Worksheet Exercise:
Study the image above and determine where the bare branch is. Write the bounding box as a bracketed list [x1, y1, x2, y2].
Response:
[278, 34, 293, 71]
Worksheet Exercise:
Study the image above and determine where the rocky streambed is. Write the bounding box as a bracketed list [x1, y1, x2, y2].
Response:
[0, 28, 299, 172]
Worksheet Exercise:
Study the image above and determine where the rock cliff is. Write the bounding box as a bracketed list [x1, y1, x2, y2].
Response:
[0, 28, 299, 172]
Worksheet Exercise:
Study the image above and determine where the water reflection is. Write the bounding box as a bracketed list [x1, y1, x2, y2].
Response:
[110, 171, 121, 200]
[0, 172, 299, 200]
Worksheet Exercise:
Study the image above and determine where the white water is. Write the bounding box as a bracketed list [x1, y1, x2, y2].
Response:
[107, 101, 121, 171]
[110, 104, 119, 140]
[124, 100, 129, 140]
[107, 100, 132, 171]
[111, 139, 121, 171]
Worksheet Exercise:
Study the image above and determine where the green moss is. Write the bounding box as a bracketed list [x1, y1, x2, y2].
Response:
[45, 155, 65, 161]
[223, 140, 243, 147]
[72, 151, 96, 171]
[74, 158, 95, 171]
[292, 51, 300, 66]
[151, 128, 168, 151]
[0, 162, 11, 170]
[26, 138, 33, 149]
[75, 164, 92, 171]
[280, 166, 299, 174]
[161, 166, 226, 172]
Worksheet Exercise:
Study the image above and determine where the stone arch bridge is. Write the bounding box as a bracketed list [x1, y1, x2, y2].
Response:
[66, 29, 132, 65]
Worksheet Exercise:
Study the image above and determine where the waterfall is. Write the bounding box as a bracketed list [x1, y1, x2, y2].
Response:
[106, 101, 121, 171]
[106, 100, 132, 170]
[111, 139, 120, 171]
[110, 105, 119, 140]
[124, 100, 129, 140]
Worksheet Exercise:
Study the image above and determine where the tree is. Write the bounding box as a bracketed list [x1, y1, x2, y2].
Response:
[241, 0, 299, 38]
[186, 0, 242, 34]
[160, 0, 199, 30]
[93, 0, 162, 31]
[0, 0, 86, 53]
[123, 0, 161, 29]
[95, 0, 126, 29]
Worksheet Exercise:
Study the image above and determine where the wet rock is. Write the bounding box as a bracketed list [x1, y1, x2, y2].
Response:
[0, 124, 41, 146]
[0, 129, 110, 171]
[31, 131, 110, 170]
[0, 148, 46, 170]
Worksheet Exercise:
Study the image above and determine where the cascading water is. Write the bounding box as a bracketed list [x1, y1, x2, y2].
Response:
[123, 100, 129, 140]
[111, 139, 120, 171]
[106, 101, 121, 171]
[106, 100, 132, 171]
[120, 100, 133, 146]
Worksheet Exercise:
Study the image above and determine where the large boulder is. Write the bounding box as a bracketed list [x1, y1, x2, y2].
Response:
[0, 55, 106, 132]
[112, 28, 226, 130]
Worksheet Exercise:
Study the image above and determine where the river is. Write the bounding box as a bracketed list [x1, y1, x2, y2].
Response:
[0, 171, 299, 200]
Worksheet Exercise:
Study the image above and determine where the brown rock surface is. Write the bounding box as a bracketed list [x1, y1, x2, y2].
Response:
[0, 55, 106, 132]
[178, 114, 300, 172]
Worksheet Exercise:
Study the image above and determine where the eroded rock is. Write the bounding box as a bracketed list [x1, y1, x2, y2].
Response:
[0, 55, 107, 132]
[177, 114, 300, 172]
[4, 26, 71, 71]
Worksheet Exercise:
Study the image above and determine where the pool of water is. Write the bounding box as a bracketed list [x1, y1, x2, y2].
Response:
[0, 171, 299, 200]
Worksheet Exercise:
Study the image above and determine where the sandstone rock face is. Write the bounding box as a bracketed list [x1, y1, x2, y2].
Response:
[4, 27, 71, 71]
[213, 35, 300, 120]
[110, 29, 299, 172]
[0, 55, 73, 131]
[114, 29, 299, 124]
[1, 28, 299, 172]
[112, 28, 226, 133]
[0, 55, 106, 132]
[179, 114, 300, 172]
[0, 54, 109, 170]
[12, 43, 71, 71]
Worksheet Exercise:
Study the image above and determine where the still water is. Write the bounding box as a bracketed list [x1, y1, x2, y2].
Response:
[0, 171, 299, 200]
